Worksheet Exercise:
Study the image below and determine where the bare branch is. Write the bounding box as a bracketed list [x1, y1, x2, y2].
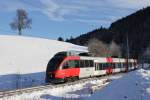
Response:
[88, 38, 108, 57]
[10, 8, 32, 35]
[109, 41, 122, 57]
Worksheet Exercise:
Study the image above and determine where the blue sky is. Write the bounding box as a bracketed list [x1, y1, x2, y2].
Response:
[0, 0, 150, 40]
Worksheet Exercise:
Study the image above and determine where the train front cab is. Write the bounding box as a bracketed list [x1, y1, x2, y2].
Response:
[55, 56, 80, 82]
[46, 53, 81, 83]
[45, 54, 65, 83]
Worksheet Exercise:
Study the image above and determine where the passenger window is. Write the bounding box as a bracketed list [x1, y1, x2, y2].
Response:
[101, 64, 103, 70]
[120, 63, 123, 68]
[95, 63, 97, 70]
[112, 63, 115, 68]
[75, 60, 79, 68]
[123, 63, 126, 67]
[118, 63, 121, 68]
[103, 63, 108, 69]
[80, 60, 84, 68]
[115, 63, 117, 68]
[85, 60, 89, 67]
[115, 63, 119, 68]
[90, 60, 94, 67]
[101, 63, 104, 69]
[129, 62, 131, 67]
[99, 63, 103, 70]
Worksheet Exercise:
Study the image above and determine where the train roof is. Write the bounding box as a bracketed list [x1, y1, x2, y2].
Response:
[80, 56, 136, 63]
[55, 51, 137, 63]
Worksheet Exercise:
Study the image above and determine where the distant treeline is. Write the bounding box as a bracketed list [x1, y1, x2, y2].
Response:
[65, 7, 150, 59]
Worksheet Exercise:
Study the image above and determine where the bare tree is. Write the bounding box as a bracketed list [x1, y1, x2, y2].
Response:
[10, 9, 32, 35]
[109, 41, 121, 57]
[88, 38, 107, 57]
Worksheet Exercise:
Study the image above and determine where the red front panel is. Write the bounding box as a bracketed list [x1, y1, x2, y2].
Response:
[55, 68, 80, 78]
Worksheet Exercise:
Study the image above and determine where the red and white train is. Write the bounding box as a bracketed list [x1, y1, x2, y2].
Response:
[45, 51, 138, 83]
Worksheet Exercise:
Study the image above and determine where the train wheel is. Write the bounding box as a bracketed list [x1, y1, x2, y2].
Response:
[76, 76, 79, 80]
[64, 77, 68, 83]
[71, 77, 75, 82]
[72, 76, 79, 82]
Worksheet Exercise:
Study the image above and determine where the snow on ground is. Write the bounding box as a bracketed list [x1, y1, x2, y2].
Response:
[1, 74, 123, 100]
[88, 68, 150, 100]
[1, 77, 116, 100]
[0, 35, 87, 90]
[2, 65, 150, 100]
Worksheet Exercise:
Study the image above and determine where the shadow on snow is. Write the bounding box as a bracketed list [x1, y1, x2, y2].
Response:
[0, 72, 45, 91]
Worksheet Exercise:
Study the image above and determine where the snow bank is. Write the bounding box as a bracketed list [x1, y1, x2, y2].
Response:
[0, 35, 87, 90]
[88, 69, 150, 100]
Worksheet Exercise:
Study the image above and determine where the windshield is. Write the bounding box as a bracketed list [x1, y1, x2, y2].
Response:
[46, 56, 64, 72]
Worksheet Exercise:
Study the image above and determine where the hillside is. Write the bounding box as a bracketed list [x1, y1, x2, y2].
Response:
[110, 7, 150, 58]
[0, 35, 87, 90]
[67, 7, 150, 58]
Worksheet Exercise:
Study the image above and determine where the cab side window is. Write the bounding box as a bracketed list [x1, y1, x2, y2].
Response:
[62, 60, 78, 69]
[62, 61, 69, 69]
[69, 60, 75, 68]
[80, 60, 84, 68]
[75, 60, 79, 68]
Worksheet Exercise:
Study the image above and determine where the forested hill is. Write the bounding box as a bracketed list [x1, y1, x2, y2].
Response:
[67, 7, 150, 58]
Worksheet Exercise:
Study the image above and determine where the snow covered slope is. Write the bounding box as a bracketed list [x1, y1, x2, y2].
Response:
[0, 35, 87, 90]
[0, 35, 87, 75]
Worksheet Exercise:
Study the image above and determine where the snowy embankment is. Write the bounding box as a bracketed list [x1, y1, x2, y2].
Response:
[88, 68, 150, 100]
[0, 35, 87, 90]
[2, 74, 123, 100]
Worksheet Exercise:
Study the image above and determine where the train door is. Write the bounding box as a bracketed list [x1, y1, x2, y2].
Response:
[94, 61, 100, 76]
[94, 62, 106, 76]
[79, 60, 94, 78]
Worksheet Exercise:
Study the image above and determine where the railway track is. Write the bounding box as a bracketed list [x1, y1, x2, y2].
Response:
[0, 73, 124, 98]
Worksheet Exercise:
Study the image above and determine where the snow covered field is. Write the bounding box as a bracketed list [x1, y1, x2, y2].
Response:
[0, 35, 87, 90]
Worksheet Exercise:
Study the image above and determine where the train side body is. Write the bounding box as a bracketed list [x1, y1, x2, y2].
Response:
[45, 52, 138, 83]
